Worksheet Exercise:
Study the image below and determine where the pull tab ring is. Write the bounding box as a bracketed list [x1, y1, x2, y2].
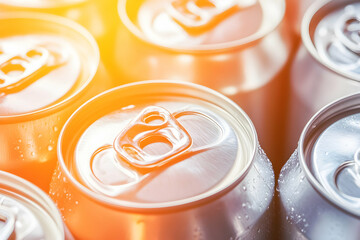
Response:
[335, 11, 360, 54]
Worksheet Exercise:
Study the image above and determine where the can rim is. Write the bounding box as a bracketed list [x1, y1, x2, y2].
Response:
[301, 0, 360, 83]
[299, 92, 360, 219]
[0, 12, 99, 123]
[0, 170, 65, 238]
[57, 80, 259, 211]
[117, 0, 285, 53]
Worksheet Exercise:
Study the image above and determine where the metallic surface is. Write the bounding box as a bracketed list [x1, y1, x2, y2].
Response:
[114, 0, 292, 170]
[0, 170, 64, 239]
[0, 0, 116, 46]
[279, 93, 360, 239]
[285, 0, 360, 160]
[50, 81, 275, 239]
[286, 0, 316, 36]
[0, 13, 111, 191]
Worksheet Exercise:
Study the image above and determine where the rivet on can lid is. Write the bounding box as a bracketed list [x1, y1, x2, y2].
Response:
[114, 106, 192, 169]
[0, 43, 68, 94]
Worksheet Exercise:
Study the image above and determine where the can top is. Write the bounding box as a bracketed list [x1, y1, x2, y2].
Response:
[0, 13, 98, 120]
[0, 171, 64, 239]
[0, 0, 86, 8]
[118, 0, 285, 52]
[303, 0, 360, 81]
[60, 81, 257, 209]
[300, 93, 360, 217]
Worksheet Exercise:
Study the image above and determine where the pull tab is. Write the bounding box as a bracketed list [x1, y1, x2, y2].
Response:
[167, 0, 255, 31]
[0, 206, 16, 240]
[335, 11, 360, 54]
[114, 106, 192, 169]
[0, 44, 67, 93]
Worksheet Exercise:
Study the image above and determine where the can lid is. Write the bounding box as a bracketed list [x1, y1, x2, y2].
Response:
[0, 13, 98, 120]
[300, 93, 360, 216]
[0, 171, 64, 239]
[304, 0, 360, 80]
[118, 0, 284, 51]
[62, 81, 257, 208]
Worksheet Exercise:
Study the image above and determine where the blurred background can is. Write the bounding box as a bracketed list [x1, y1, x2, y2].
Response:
[0, 0, 118, 48]
[286, 0, 315, 36]
[285, 0, 360, 160]
[0, 170, 66, 239]
[279, 93, 360, 239]
[0, 13, 111, 191]
[114, 0, 293, 171]
[50, 81, 275, 239]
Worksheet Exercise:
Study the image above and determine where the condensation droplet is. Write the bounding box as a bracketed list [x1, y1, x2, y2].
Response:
[48, 145, 53, 151]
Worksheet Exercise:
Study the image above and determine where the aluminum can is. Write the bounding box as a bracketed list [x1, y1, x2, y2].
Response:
[285, 0, 360, 160]
[279, 92, 360, 239]
[0, 13, 111, 191]
[49, 81, 275, 239]
[114, 0, 292, 167]
[0, 170, 66, 239]
[286, 0, 316, 36]
[0, 0, 118, 46]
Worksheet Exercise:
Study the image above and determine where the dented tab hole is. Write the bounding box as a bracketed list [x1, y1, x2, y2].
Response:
[1, 62, 25, 77]
[140, 136, 173, 156]
[143, 112, 166, 125]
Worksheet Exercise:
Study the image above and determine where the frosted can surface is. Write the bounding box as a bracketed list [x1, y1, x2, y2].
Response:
[50, 81, 275, 239]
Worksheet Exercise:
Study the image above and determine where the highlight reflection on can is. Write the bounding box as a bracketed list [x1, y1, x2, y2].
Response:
[279, 93, 360, 239]
[50, 81, 275, 239]
[114, 0, 292, 168]
[0, 170, 66, 239]
[285, 0, 360, 159]
[0, 13, 111, 191]
[0, 0, 117, 46]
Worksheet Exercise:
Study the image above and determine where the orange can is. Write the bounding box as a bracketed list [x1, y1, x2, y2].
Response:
[0, 0, 118, 48]
[0, 13, 111, 191]
[114, 0, 293, 170]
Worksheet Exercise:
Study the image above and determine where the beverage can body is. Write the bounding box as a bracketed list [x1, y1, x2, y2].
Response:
[114, 0, 292, 170]
[285, 0, 360, 158]
[0, 13, 111, 191]
[50, 81, 275, 239]
[279, 93, 360, 239]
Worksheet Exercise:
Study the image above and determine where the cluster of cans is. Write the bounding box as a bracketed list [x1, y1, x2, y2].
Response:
[0, 0, 358, 239]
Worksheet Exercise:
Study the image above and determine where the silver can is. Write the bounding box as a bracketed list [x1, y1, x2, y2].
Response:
[279, 92, 360, 239]
[0, 170, 66, 239]
[286, 0, 316, 36]
[285, 0, 360, 159]
[114, 0, 292, 166]
[49, 81, 275, 239]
